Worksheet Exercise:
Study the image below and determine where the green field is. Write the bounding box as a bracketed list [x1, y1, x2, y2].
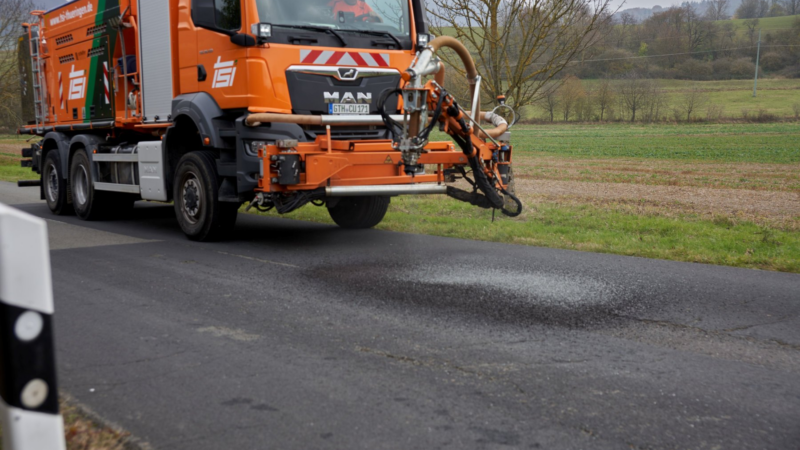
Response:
[508, 122, 800, 163]
[725, 14, 800, 32]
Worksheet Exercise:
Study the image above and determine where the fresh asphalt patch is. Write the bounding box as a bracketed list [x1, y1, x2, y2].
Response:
[1, 181, 798, 449]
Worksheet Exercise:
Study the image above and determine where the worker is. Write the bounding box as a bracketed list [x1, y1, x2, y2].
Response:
[329, 0, 383, 23]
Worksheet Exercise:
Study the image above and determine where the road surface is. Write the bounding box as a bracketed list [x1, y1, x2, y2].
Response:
[2, 181, 799, 449]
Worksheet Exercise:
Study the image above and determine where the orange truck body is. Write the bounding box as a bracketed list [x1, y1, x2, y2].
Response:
[17, 0, 513, 238]
[21, 0, 420, 127]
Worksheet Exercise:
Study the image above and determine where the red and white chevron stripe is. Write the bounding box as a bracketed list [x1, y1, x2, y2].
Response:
[102, 62, 110, 104]
[300, 50, 389, 67]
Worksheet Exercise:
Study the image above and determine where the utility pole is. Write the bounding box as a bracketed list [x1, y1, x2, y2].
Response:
[753, 29, 761, 98]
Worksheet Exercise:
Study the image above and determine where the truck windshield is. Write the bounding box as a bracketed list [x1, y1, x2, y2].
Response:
[254, 0, 410, 38]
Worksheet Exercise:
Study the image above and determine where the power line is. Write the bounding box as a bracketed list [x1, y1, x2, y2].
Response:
[573, 44, 798, 64]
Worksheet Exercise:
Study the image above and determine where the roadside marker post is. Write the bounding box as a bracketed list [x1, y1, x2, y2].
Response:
[0, 203, 66, 450]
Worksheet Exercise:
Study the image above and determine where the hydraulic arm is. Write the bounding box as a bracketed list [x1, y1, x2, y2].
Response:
[380, 36, 522, 217]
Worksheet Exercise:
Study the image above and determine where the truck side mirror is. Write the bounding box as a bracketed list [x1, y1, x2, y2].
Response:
[230, 33, 256, 47]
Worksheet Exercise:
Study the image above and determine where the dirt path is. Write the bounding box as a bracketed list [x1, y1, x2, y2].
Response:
[515, 178, 800, 227]
[515, 155, 800, 191]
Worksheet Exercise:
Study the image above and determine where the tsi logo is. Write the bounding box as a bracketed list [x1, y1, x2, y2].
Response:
[323, 92, 372, 104]
[212, 56, 237, 88]
[68, 65, 86, 100]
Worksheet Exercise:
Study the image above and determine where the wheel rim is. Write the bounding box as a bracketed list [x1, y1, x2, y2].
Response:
[180, 171, 203, 225]
[46, 163, 59, 202]
[74, 164, 89, 206]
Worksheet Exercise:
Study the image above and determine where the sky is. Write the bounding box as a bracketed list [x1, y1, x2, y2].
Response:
[39, 0, 74, 11]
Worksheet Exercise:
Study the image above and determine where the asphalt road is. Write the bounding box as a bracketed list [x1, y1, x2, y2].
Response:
[2, 181, 799, 449]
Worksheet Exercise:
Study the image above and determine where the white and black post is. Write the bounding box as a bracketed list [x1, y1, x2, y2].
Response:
[0, 203, 66, 450]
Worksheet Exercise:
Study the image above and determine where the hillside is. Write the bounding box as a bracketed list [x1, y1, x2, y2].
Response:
[725, 14, 800, 31]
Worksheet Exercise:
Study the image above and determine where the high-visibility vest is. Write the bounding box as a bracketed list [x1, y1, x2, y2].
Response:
[331, 0, 374, 17]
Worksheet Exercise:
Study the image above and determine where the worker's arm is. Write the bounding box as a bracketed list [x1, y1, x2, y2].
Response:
[361, 2, 383, 22]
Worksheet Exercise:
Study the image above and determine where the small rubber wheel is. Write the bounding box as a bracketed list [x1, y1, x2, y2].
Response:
[71, 148, 112, 221]
[327, 196, 389, 229]
[43, 151, 73, 215]
[173, 151, 238, 241]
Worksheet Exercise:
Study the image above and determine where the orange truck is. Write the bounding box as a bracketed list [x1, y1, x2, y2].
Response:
[17, 0, 521, 241]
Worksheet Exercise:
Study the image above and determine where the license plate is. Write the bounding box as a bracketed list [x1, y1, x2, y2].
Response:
[329, 103, 370, 115]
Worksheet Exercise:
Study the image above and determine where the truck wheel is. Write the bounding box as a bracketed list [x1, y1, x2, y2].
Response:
[70, 149, 111, 221]
[43, 151, 73, 215]
[327, 196, 389, 229]
[173, 151, 238, 241]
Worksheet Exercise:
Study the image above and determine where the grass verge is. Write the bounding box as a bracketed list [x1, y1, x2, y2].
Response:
[247, 195, 800, 273]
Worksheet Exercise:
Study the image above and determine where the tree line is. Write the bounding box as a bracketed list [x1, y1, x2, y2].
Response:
[570, 6, 800, 81]
[533, 74, 800, 123]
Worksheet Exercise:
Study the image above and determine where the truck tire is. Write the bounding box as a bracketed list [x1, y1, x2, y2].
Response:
[173, 151, 238, 241]
[327, 196, 389, 229]
[43, 151, 73, 215]
[70, 148, 113, 221]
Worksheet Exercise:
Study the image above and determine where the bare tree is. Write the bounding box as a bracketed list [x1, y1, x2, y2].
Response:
[559, 76, 585, 121]
[783, 0, 800, 15]
[705, 0, 731, 20]
[615, 12, 637, 47]
[684, 6, 713, 53]
[428, 0, 614, 110]
[537, 84, 560, 122]
[642, 81, 668, 122]
[618, 72, 655, 122]
[575, 87, 594, 121]
[744, 18, 760, 46]
[677, 87, 709, 122]
[595, 78, 615, 121]
[736, 0, 769, 18]
[0, 0, 34, 131]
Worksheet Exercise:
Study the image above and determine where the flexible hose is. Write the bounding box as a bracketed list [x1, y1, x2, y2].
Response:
[429, 36, 478, 80]
[425, 36, 516, 139]
[477, 112, 508, 140]
[428, 36, 480, 119]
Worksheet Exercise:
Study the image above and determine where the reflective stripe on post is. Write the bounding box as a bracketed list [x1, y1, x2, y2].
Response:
[0, 203, 66, 450]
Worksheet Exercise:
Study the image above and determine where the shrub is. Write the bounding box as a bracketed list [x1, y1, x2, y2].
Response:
[756, 109, 776, 122]
[731, 57, 758, 79]
[712, 58, 734, 79]
[777, 64, 800, 79]
[760, 52, 788, 72]
[707, 104, 724, 121]
[672, 107, 684, 122]
[793, 103, 800, 119]
[675, 59, 713, 80]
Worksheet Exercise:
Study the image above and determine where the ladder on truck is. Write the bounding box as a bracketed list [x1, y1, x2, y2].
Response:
[28, 16, 49, 133]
